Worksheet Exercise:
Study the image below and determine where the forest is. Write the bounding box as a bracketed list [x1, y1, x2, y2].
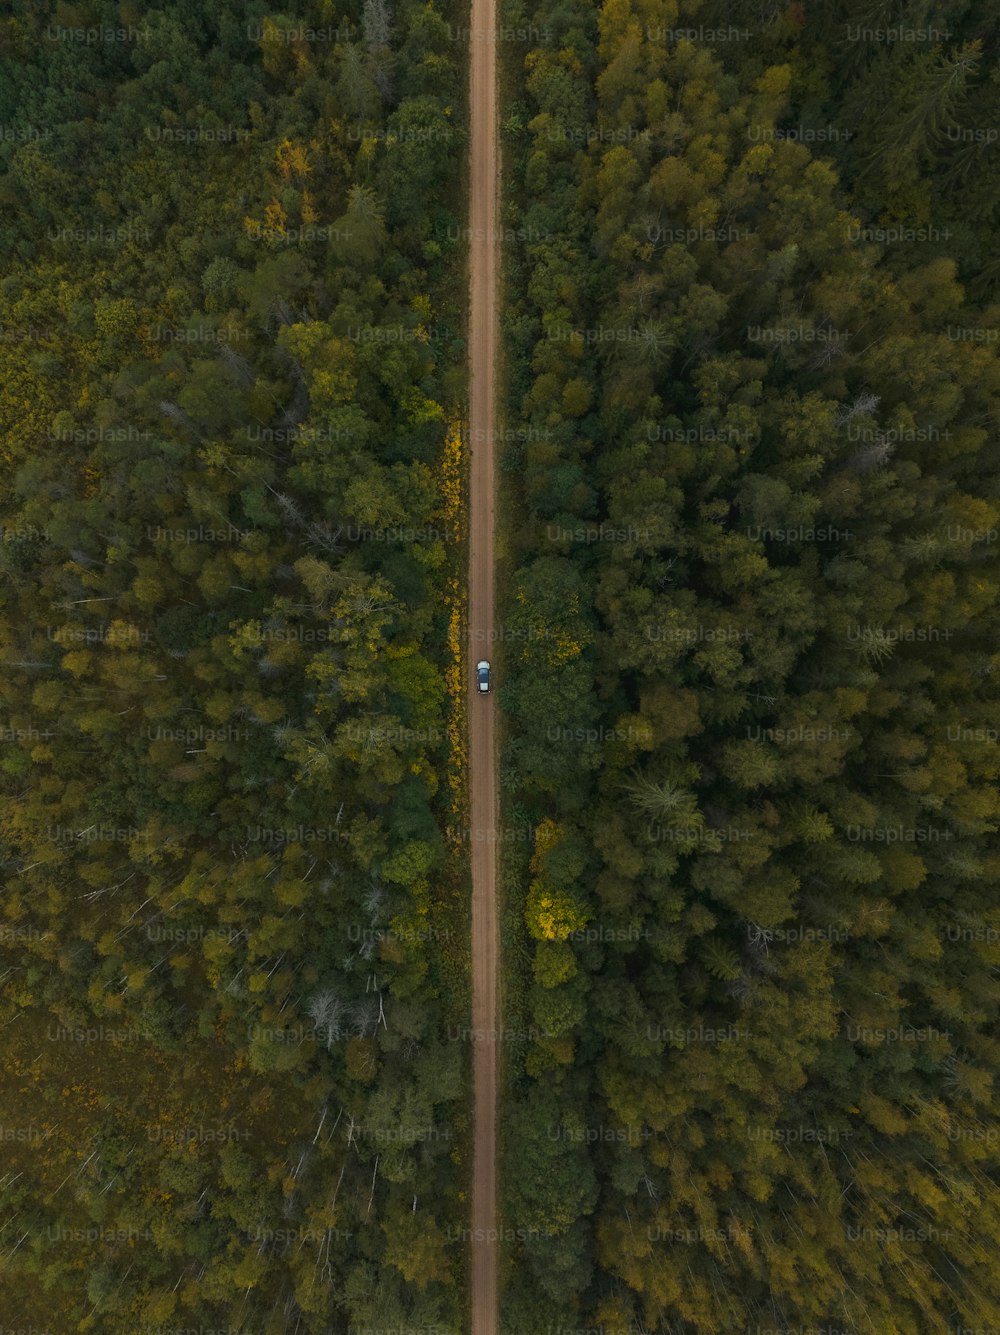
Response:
[3, 0, 1000, 1331]
[0, 1, 471, 1330]
[497, 0, 1000, 1331]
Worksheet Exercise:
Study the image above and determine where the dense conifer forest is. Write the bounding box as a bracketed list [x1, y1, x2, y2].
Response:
[2, 0, 1000, 1332]
[0, 3, 470, 1330]
[498, 1, 1000, 1331]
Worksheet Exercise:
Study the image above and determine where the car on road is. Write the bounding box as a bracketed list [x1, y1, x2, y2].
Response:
[476, 660, 491, 693]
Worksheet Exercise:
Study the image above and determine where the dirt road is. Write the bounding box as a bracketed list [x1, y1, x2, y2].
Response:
[467, 0, 499, 1326]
